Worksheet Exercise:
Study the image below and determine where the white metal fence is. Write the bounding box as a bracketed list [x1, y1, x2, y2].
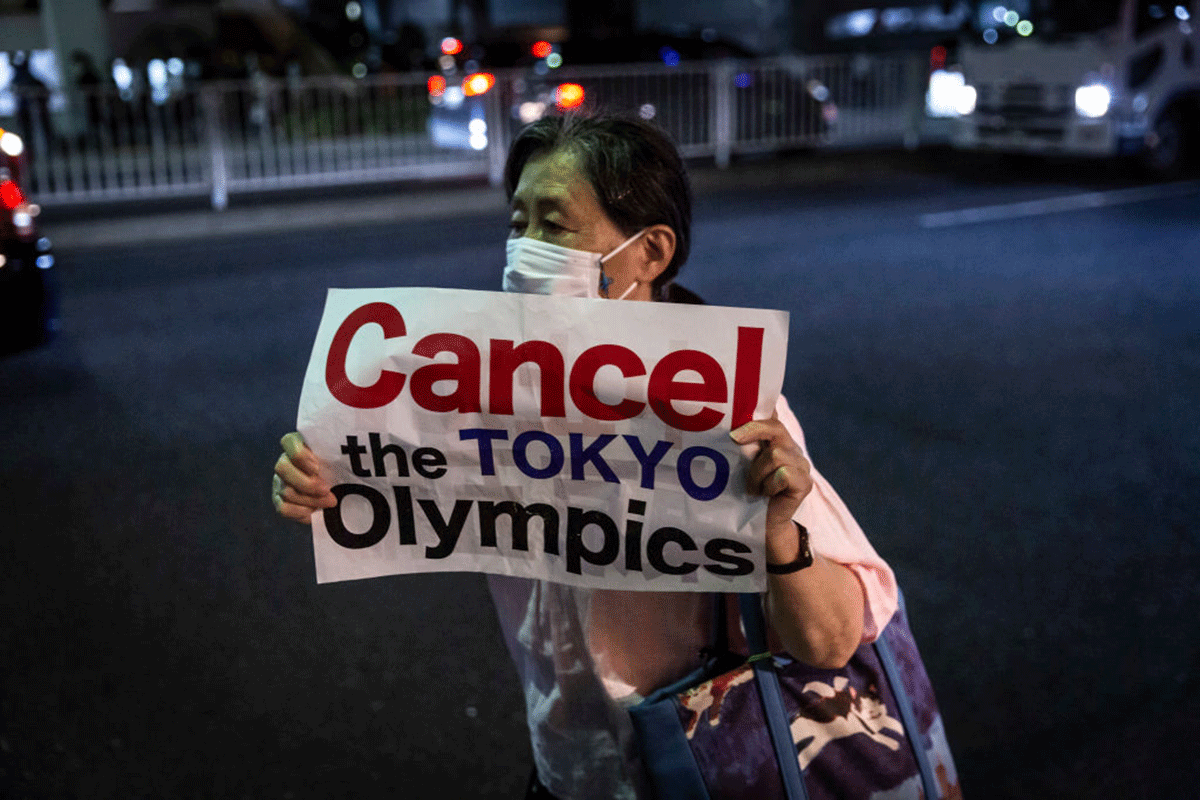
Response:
[3, 52, 929, 209]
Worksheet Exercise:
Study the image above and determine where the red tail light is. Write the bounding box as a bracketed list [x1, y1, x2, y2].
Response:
[1, 179, 24, 210]
[930, 45, 947, 72]
[427, 75, 447, 97]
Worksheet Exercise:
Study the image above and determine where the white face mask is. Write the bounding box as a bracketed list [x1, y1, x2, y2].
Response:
[503, 229, 647, 299]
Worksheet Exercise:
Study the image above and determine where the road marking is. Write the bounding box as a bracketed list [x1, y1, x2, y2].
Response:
[919, 179, 1200, 228]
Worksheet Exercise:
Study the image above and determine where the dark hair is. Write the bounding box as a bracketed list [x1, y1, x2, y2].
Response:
[503, 113, 692, 292]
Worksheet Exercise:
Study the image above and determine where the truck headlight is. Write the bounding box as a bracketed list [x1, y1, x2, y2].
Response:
[957, 84, 977, 116]
[926, 70, 977, 117]
[1075, 84, 1112, 118]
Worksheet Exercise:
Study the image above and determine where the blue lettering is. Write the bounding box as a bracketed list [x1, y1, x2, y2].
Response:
[513, 430, 565, 479]
[676, 446, 729, 501]
[569, 433, 619, 483]
[459, 428, 509, 475]
[622, 436, 673, 490]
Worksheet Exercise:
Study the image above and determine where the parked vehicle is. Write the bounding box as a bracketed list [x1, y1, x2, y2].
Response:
[0, 127, 57, 355]
[942, 0, 1200, 174]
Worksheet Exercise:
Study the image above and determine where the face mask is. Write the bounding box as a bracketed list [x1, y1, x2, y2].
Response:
[503, 229, 647, 299]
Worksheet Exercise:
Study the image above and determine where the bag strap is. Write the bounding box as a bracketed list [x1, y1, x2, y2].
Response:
[704, 593, 730, 661]
[872, 594, 940, 800]
[733, 590, 939, 800]
[738, 593, 809, 800]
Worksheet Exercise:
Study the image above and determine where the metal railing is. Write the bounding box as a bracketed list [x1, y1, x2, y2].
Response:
[3, 52, 929, 209]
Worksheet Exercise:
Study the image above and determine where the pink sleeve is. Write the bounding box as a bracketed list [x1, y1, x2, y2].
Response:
[776, 395, 899, 643]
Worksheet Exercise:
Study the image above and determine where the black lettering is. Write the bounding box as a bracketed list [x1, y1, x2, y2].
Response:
[647, 526, 699, 575]
[624, 518, 643, 572]
[340, 436, 372, 478]
[419, 498, 474, 559]
[369, 432, 410, 478]
[324, 484, 390, 549]
[478, 501, 559, 552]
[393, 485, 416, 545]
[413, 447, 447, 479]
[624, 499, 646, 572]
[566, 507, 620, 575]
[703, 538, 755, 577]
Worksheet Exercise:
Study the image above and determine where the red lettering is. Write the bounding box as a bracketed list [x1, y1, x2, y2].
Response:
[731, 326, 764, 428]
[324, 304, 765, 431]
[570, 345, 646, 421]
[325, 303, 407, 409]
[489, 340, 566, 417]
[410, 333, 482, 413]
[648, 350, 727, 432]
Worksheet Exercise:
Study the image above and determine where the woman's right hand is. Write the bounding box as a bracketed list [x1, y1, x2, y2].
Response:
[272, 432, 337, 524]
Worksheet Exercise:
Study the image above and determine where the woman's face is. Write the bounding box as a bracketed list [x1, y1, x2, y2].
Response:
[508, 147, 649, 300]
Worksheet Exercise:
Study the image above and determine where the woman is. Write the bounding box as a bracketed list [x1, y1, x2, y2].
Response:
[273, 113, 898, 800]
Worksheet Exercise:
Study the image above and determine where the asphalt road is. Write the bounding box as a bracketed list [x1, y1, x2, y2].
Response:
[3, 149, 1198, 798]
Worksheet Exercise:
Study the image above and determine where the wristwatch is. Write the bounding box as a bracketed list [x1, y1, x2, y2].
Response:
[766, 521, 814, 574]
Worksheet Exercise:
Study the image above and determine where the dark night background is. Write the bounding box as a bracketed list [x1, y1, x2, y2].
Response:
[2, 149, 1197, 797]
[3, 0, 1200, 796]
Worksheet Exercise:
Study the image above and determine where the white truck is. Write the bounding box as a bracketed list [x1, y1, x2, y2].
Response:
[945, 1, 1200, 173]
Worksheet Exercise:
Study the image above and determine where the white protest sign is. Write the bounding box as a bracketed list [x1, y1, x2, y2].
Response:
[297, 287, 788, 592]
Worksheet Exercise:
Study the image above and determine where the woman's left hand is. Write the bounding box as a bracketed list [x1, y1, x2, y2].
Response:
[730, 416, 814, 558]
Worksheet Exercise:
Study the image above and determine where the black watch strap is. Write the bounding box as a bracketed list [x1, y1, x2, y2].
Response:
[766, 521, 814, 575]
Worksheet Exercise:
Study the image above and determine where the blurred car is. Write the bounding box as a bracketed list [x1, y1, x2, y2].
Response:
[0, 127, 57, 356]
[425, 34, 836, 152]
[427, 65, 495, 151]
[427, 35, 705, 150]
